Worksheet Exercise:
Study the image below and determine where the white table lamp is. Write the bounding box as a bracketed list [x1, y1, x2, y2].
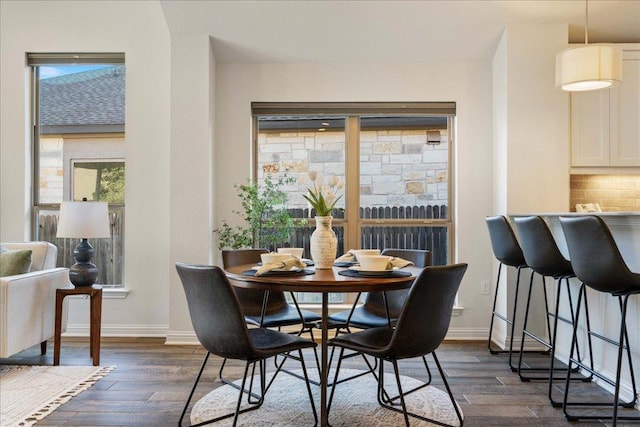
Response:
[57, 201, 111, 286]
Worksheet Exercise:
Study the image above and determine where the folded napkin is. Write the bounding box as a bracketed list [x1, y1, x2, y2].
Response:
[254, 256, 306, 276]
[387, 257, 414, 269]
[334, 250, 357, 263]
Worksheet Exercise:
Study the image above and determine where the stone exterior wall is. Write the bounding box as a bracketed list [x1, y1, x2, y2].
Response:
[257, 128, 449, 208]
[39, 137, 65, 204]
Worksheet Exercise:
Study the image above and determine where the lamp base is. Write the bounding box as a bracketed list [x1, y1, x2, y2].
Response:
[69, 239, 98, 287]
[69, 262, 99, 287]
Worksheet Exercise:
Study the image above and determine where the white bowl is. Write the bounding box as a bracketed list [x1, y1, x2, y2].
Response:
[351, 249, 381, 263]
[260, 253, 292, 265]
[277, 247, 304, 259]
[358, 255, 392, 271]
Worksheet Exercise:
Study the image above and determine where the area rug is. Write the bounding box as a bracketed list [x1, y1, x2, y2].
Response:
[192, 368, 462, 426]
[0, 364, 115, 427]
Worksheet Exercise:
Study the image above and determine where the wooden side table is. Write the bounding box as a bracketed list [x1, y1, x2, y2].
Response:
[54, 284, 103, 366]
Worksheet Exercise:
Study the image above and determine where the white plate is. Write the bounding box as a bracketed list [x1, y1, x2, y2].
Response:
[348, 266, 397, 275]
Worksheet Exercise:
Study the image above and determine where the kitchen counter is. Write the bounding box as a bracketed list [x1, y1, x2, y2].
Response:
[510, 212, 640, 216]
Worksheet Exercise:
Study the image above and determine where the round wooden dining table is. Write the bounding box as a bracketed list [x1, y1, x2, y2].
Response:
[224, 264, 420, 427]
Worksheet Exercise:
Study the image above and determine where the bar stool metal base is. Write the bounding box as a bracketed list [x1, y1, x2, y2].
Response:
[562, 286, 640, 424]
[516, 273, 594, 407]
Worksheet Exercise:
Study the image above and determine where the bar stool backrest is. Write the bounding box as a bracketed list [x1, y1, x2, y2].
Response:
[513, 216, 573, 278]
[486, 216, 526, 268]
[560, 215, 640, 294]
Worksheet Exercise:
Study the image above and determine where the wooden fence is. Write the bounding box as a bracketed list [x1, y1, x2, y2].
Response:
[36, 204, 448, 286]
[37, 208, 124, 285]
[272, 204, 449, 266]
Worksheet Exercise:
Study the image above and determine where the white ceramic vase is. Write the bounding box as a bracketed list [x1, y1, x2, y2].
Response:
[310, 216, 337, 269]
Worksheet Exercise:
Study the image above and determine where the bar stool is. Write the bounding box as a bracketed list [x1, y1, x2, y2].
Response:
[560, 215, 640, 425]
[513, 215, 593, 406]
[485, 215, 531, 371]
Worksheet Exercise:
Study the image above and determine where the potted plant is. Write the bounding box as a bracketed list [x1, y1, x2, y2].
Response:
[214, 175, 298, 250]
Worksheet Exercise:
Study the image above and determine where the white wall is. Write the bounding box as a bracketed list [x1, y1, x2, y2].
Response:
[0, 1, 578, 344]
[489, 24, 570, 347]
[167, 34, 216, 343]
[213, 61, 496, 338]
[504, 25, 571, 213]
[0, 1, 171, 335]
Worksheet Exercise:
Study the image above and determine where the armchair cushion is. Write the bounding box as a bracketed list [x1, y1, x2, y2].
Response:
[0, 249, 33, 277]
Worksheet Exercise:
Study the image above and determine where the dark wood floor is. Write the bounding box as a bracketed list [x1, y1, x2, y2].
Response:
[2, 338, 637, 426]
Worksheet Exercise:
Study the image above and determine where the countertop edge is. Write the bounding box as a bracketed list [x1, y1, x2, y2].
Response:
[508, 212, 640, 217]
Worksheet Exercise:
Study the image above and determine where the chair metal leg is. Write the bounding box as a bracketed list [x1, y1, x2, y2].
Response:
[489, 265, 542, 372]
[218, 357, 262, 400]
[374, 353, 463, 427]
[179, 352, 210, 427]
[562, 287, 640, 425]
[548, 278, 594, 406]
[297, 349, 319, 426]
[518, 274, 590, 383]
[378, 354, 433, 406]
[180, 353, 267, 427]
[327, 347, 346, 416]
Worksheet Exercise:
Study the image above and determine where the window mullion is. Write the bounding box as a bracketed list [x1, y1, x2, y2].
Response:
[345, 116, 360, 250]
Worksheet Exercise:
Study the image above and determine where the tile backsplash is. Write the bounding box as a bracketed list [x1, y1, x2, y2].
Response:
[570, 175, 640, 212]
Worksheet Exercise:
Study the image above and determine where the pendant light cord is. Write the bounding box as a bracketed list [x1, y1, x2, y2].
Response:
[584, 0, 589, 44]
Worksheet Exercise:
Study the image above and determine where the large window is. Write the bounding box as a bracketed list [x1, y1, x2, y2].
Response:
[253, 102, 455, 302]
[29, 53, 125, 286]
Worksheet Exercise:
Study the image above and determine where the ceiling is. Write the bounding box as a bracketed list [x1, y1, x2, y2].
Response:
[160, 0, 640, 63]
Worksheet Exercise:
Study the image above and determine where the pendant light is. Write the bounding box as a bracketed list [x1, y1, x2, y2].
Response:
[555, 0, 622, 92]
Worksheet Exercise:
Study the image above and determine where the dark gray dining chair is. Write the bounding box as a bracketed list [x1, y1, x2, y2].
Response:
[221, 249, 321, 384]
[222, 249, 321, 328]
[176, 262, 317, 427]
[328, 248, 431, 329]
[328, 263, 467, 427]
[560, 216, 640, 425]
[326, 249, 431, 386]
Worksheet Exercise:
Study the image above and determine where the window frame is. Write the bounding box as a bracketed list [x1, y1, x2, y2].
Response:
[252, 102, 456, 305]
[29, 53, 126, 287]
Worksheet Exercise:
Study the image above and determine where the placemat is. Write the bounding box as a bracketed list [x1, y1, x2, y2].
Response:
[333, 261, 356, 267]
[242, 268, 315, 277]
[338, 269, 413, 278]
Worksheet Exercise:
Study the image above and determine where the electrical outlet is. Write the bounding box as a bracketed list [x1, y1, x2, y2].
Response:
[480, 280, 490, 295]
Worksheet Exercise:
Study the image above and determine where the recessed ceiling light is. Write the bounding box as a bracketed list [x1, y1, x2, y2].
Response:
[321, 122, 330, 126]
[318, 128, 326, 132]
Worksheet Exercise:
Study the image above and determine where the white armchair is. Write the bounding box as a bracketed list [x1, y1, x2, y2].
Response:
[0, 242, 69, 358]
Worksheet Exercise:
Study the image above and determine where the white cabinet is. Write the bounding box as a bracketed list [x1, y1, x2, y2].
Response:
[571, 48, 640, 168]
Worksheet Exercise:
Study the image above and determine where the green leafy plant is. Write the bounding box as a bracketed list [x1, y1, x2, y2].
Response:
[303, 171, 343, 216]
[214, 175, 300, 250]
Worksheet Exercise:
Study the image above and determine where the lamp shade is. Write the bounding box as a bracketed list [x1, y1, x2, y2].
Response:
[57, 201, 111, 238]
[555, 44, 622, 92]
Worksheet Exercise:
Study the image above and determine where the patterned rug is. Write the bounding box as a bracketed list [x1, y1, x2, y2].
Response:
[0, 364, 114, 427]
[192, 368, 463, 426]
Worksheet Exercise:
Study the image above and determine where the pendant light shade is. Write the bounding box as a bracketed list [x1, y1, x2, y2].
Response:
[556, 44, 623, 91]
